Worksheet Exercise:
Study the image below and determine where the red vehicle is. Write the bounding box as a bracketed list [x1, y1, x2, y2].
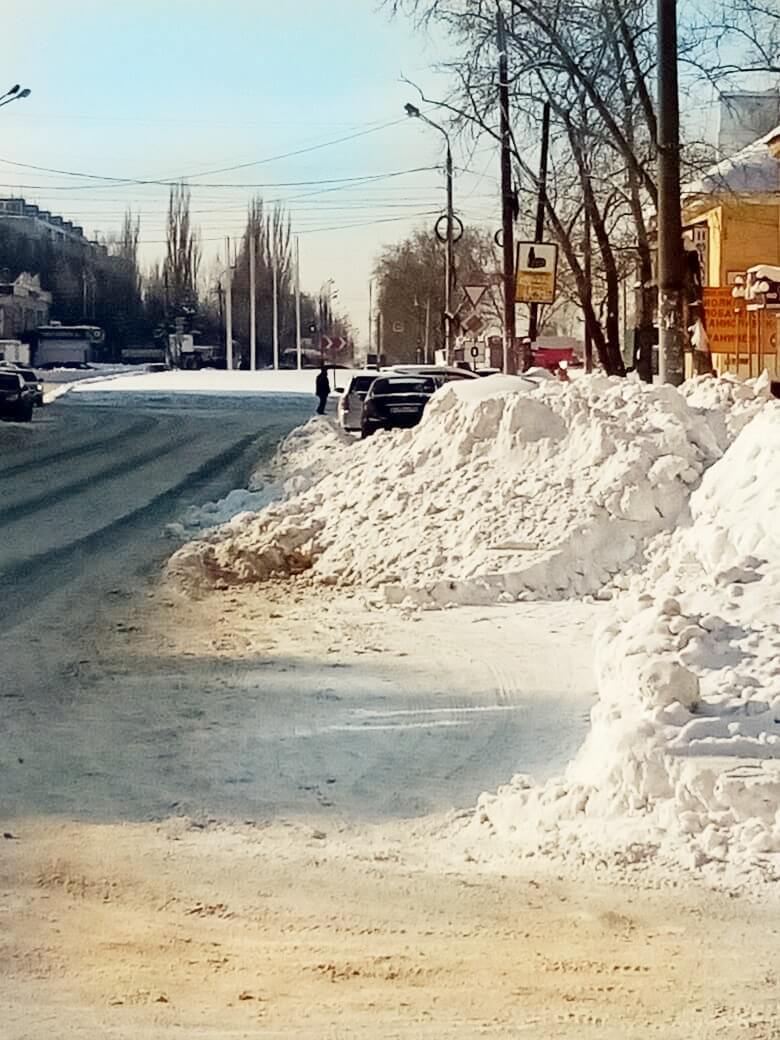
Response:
[531, 345, 575, 371]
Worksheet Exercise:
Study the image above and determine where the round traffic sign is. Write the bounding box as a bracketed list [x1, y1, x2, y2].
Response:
[470, 345, 479, 358]
[434, 213, 464, 243]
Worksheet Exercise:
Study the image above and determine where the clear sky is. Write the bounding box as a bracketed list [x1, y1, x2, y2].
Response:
[1, 0, 505, 345]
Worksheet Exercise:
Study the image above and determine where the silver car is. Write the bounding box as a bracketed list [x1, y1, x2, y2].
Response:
[337, 373, 377, 431]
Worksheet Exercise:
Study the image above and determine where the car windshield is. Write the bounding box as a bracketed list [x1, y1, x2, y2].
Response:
[17, 370, 37, 382]
[0, 373, 21, 391]
[371, 378, 434, 395]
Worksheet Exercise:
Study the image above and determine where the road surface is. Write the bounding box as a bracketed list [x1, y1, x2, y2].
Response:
[0, 391, 595, 826]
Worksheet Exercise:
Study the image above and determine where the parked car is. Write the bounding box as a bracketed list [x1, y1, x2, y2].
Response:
[337, 373, 377, 431]
[386, 365, 479, 387]
[0, 370, 35, 422]
[0, 364, 45, 406]
[360, 375, 436, 437]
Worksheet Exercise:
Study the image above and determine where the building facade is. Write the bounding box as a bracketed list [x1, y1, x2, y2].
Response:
[0, 271, 52, 338]
[0, 197, 108, 260]
[681, 125, 780, 384]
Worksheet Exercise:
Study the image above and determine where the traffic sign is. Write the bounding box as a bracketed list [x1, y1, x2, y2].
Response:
[463, 284, 488, 309]
[320, 335, 349, 353]
[463, 313, 484, 334]
[470, 345, 480, 358]
[515, 241, 558, 304]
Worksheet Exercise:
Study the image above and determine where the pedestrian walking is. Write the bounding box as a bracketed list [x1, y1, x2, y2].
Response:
[315, 365, 330, 414]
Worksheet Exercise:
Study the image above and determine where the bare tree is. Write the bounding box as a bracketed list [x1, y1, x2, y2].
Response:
[164, 183, 201, 316]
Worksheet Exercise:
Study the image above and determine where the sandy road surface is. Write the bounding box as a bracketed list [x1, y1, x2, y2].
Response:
[1, 396, 779, 1038]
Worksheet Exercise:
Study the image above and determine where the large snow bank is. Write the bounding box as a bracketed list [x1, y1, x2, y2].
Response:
[471, 402, 780, 883]
[168, 374, 770, 605]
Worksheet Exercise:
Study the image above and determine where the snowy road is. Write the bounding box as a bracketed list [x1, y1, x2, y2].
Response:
[0, 393, 596, 827]
[0, 393, 310, 629]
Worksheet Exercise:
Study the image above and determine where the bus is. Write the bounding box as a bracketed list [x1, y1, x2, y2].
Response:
[31, 324, 105, 368]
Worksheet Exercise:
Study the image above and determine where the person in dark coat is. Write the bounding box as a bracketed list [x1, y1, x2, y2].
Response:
[315, 365, 330, 414]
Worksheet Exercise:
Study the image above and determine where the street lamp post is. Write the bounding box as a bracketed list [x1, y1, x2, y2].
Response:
[0, 85, 31, 110]
[405, 103, 454, 364]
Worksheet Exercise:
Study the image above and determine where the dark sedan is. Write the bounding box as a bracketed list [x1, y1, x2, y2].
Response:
[0, 364, 45, 406]
[0, 370, 35, 422]
[360, 375, 436, 437]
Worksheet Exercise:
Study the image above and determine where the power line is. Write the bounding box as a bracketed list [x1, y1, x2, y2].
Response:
[128, 210, 441, 244]
[0, 118, 408, 188]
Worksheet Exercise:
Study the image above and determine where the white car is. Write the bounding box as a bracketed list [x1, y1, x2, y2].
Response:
[385, 364, 480, 387]
[337, 373, 378, 431]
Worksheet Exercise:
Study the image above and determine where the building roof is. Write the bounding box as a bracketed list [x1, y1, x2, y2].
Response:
[682, 124, 780, 213]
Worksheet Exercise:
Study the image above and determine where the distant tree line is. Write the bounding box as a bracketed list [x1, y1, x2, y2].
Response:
[0, 184, 322, 363]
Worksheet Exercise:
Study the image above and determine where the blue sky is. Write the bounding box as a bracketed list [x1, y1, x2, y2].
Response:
[2, 2, 732, 345]
[1, 0, 506, 343]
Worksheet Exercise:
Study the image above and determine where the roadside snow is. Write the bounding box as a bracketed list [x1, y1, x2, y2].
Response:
[470, 403, 780, 884]
[168, 417, 352, 536]
[167, 373, 771, 605]
[166, 371, 779, 884]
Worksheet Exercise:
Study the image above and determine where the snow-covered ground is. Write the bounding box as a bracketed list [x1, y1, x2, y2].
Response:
[166, 371, 780, 886]
[67, 366, 363, 397]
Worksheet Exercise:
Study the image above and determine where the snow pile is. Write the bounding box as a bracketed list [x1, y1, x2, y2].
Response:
[248, 415, 355, 498]
[167, 417, 352, 537]
[681, 370, 773, 446]
[168, 375, 769, 604]
[471, 403, 780, 882]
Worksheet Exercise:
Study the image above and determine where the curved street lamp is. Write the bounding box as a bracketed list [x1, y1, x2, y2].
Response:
[405, 102, 454, 364]
[0, 84, 31, 109]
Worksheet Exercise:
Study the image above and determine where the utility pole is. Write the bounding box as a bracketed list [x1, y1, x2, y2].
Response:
[424, 295, 431, 364]
[583, 204, 593, 372]
[272, 252, 279, 370]
[249, 229, 257, 371]
[368, 278, 373, 355]
[657, 0, 685, 385]
[224, 236, 233, 370]
[528, 100, 551, 351]
[295, 235, 302, 371]
[498, 5, 515, 375]
[445, 140, 454, 365]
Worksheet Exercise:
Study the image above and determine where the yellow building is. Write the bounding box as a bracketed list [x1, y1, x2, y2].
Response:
[682, 125, 780, 383]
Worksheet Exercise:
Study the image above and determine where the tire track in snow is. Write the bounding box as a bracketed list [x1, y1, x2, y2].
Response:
[0, 430, 197, 525]
[0, 430, 261, 633]
[0, 416, 155, 480]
